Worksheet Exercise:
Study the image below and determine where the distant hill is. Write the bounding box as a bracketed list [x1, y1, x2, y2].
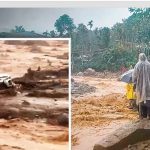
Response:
[0, 31, 46, 38]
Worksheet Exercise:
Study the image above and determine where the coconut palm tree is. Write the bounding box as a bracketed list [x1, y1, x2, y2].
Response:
[87, 20, 93, 30]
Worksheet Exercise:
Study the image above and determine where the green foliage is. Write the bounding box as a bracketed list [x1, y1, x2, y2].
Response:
[11, 26, 26, 33]
[49, 30, 57, 38]
[97, 27, 110, 49]
[71, 8, 150, 73]
[89, 48, 137, 71]
[43, 30, 50, 37]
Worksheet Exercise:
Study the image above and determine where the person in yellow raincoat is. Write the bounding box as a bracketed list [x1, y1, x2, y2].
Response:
[126, 83, 137, 110]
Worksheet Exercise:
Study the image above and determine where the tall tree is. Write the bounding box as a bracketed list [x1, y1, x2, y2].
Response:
[43, 30, 49, 37]
[87, 20, 93, 30]
[12, 26, 25, 33]
[54, 14, 76, 37]
[49, 30, 57, 38]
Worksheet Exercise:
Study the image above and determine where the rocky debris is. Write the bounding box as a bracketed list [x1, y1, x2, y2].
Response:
[83, 68, 96, 76]
[27, 89, 68, 98]
[57, 52, 68, 59]
[0, 107, 20, 119]
[57, 113, 68, 127]
[30, 45, 42, 53]
[76, 68, 121, 79]
[0, 66, 68, 120]
[0, 105, 68, 120]
[71, 78, 75, 82]
[22, 100, 30, 106]
[47, 112, 69, 127]
[71, 80, 96, 96]
[12, 66, 69, 98]
[77, 72, 84, 76]
[12, 67, 68, 91]
[76, 68, 96, 76]
[0, 88, 17, 96]
[12, 67, 69, 101]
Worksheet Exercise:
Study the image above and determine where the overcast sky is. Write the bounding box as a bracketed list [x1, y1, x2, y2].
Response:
[0, 8, 131, 33]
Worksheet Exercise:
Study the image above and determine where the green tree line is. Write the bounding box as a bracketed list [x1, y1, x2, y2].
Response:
[7, 8, 150, 72]
[53, 9, 150, 72]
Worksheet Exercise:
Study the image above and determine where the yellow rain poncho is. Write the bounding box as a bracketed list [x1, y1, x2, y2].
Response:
[126, 83, 136, 100]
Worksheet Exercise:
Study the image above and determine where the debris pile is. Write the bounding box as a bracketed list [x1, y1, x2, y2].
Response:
[71, 79, 96, 96]
[13, 66, 68, 98]
[76, 68, 121, 79]
[0, 67, 69, 124]
[83, 68, 96, 76]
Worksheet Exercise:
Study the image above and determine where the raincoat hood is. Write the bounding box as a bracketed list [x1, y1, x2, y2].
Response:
[139, 53, 147, 62]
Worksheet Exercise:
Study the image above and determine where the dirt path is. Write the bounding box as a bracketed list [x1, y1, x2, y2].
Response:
[72, 76, 138, 150]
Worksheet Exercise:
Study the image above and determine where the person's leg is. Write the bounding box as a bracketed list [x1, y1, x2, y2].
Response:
[147, 108, 150, 119]
[131, 99, 137, 110]
[138, 102, 143, 119]
[129, 100, 133, 109]
[146, 101, 150, 119]
[142, 103, 147, 118]
[139, 102, 147, 119]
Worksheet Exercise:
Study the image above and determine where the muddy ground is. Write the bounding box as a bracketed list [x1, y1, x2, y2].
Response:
[0, 40, 68, 150]
[72, 76, 139, 150]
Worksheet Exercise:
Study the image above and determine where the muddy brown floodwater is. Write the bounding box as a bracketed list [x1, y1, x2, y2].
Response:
[0, 40, 69, 150]
[72, 76, 138, 150]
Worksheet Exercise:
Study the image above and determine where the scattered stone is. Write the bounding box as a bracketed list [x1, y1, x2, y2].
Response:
[77, 72, 84, 76]
[57, 113, 68, 127]
[22, 100, 30, 106]
[71, 78, 75, 82]
[84, 68, 96, 76]
[75, 70, 122, 79]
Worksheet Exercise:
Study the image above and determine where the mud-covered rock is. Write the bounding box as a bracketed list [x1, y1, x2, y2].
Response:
[77, 72, 84, 76]
[57, 113, 68, 127]
[83, 68, 96, 76]
[72, 81, 96, 96]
